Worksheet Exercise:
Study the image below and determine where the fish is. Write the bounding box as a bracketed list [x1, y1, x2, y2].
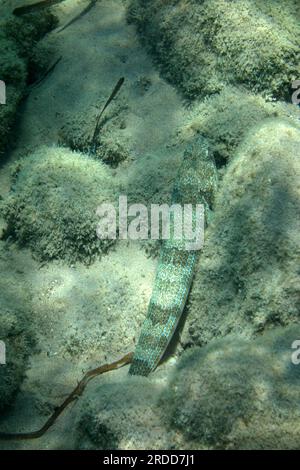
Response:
[56, 0, 97, 33]
[129, 137, 218, 375]
[90, 77, 125, 150]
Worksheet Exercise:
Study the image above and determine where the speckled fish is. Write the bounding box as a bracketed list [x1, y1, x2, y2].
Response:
[90, 77, 125, 151]
[129, 136, 218, 376]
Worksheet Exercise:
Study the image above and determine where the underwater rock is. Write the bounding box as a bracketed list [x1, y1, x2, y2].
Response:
[0, 11, 58, 156]
[0, 86, 21, 154]
[0, 243, 33, 413]
[179, 86, 300, 166]
[0, 38, 27, 88]
[76, 324, 300, 450]
[1, 147, 118, 264]
[59, 105, 130, 168]
[182, 118, 300, 347]
[127, 0, 300, 100]
[3, 11, 58, 54]
[76, 370, 175, 450]
[0, 307, 29, 413]
[92, 137, 130, 168]
[163, 324, 300, 449]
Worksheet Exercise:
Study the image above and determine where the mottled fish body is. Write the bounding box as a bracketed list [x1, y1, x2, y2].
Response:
[129, 137, 218, 376]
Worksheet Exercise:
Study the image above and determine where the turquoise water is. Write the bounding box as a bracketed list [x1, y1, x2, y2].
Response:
[0, 0, 299, 450]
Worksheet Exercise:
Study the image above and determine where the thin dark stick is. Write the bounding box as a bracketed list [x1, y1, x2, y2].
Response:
[90, 77, 125, 150]
[30, 56, 62, 89]
[56, 0, 98, 33]
[0, 352, 133, 440]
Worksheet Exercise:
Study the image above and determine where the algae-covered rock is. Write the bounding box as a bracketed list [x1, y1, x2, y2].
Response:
[127, 0, 300, 100]
[3, 11, 57, 57]
[163, 325, 300, 449]
[59, 102, 130, 167]
[0, 307, 29, 412]
[76, 371, 173, 450]
[182, 119, 300, 347]
[0, 244, 33, 412]
[0, 86, 21, 150]
[76, 325, 300, 450]
[179, 86, 300, 166]
[0, 37, 27, 87]
[0, 11, 58, 156]
[1, 147, 118, 264]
